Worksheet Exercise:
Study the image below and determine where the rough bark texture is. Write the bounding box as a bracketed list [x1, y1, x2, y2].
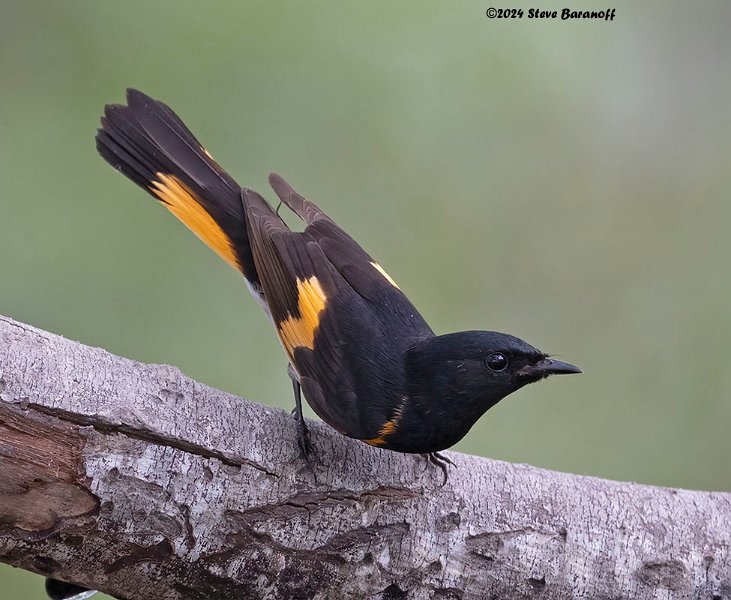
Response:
[0, 314, 729, 600]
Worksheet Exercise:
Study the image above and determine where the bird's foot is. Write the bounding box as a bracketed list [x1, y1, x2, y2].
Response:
[297, 417, 315, 459]
[288, 366, 319, 480]
[295, 416, 320, 481]
[422, 452, 455, 485]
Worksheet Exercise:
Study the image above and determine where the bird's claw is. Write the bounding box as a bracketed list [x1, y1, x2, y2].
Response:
[423, 452, 455, 485]
[295, 415, 320, 481]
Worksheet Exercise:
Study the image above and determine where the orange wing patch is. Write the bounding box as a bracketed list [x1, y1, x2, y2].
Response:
[278, 276, 328, 356]
[149, 173, 240, 271]
[371, 262, 400, 289]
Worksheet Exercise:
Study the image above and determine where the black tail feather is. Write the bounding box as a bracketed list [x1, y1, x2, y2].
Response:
[96, 89, 258, 282]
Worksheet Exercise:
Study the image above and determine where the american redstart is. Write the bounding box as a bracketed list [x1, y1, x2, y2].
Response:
[95, 89, 581, 476]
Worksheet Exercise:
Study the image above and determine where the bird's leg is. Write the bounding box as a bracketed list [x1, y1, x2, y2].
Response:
[288, 364, 317, 470]
[292, 378, 314, 459]
[422, 452, 455, 485]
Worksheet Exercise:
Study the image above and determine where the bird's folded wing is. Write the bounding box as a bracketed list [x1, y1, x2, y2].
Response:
[244, 180, 433, 439]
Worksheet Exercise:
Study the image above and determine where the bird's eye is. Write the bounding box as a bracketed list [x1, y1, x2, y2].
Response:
[485, 353, 508, 371]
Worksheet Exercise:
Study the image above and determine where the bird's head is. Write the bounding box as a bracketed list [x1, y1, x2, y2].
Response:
[406, 330, 581, 409]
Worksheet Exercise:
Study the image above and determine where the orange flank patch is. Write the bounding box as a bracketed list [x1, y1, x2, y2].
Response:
[371, 262, 400, 289]
[149, 173, 240, 271]
[363, 400, 407, 446]
[278, 276, 328, 356]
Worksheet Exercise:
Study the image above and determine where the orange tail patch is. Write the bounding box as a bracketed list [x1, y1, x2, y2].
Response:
[150, 173, 240, 270]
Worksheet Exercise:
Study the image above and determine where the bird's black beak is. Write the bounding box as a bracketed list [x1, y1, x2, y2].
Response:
[518, 357, 582, 381]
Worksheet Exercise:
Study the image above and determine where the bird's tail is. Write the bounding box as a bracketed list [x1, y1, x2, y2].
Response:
[95, 89, 259, 285]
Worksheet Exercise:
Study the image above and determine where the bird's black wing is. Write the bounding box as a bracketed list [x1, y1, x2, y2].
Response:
[244, 177, 433, 440]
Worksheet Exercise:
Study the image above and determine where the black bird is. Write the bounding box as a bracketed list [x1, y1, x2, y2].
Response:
[95, 89, 581, 469]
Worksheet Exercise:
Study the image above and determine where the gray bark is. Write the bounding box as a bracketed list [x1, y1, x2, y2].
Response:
[0, 314, 729, 600]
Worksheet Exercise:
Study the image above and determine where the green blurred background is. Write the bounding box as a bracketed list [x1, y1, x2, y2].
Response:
[1, 0, 729, 596]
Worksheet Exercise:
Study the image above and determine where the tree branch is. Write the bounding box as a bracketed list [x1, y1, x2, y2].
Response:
[0, 315, 729, 600]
